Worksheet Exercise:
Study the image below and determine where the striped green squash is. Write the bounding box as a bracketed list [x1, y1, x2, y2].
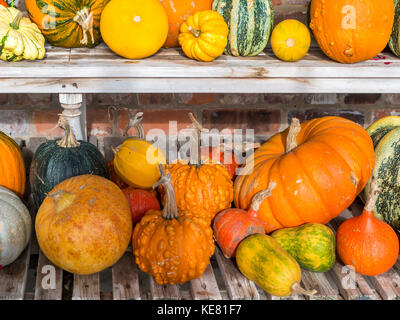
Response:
[212, 0, 274, 56]
[389, 0, 400, 57]
[363, 116, 400, 231]
[271, 223, 336, 272]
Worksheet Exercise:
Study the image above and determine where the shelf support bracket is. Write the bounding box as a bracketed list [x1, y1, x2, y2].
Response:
[59, 93, 87, 141]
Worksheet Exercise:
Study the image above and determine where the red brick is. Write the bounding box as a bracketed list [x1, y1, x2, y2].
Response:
[87, 108, 114, 137]
[33, 108, 64, 136]
[218, 94, 260, 105]
[202, 109, 281, 135]
[0, 110, 31, 136]
[371, 109, 400, 123]
[0, 94, 9, 105]
[117, 109, 193, 136]
[95, 93, 134, 106]
[304, 93, 337, 105]
[137, 93, 173, 106]
[175, 93, 215, 105]
[271, 0, 282, 5]
[264, 94, 300, 104]
[343, 94, 381, 104]
[288, 108, 365, 125]
[14, 94, 52, 107]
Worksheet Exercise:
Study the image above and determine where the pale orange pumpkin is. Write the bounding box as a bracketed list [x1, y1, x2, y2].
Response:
[309, 0, 394, 63]
[234, 117, 375, 233]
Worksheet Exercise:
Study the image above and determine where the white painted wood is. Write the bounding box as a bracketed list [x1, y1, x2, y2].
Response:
[59, 94, 86, 141]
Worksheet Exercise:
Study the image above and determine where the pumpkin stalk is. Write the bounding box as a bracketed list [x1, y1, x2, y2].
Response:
[73, 7, 95, 45]
[188, 112, 209, 166]
[188, 26, 201, 38]
[57, 115, 80, 148]
[248, 182, 277, 214]
[365, 176, 379, 213]
[286, 118, 301, 153]
[153, 164, 178, 220]
[9, 11, 22, 30]
[122, 111, 145, 138]
[291, 282, 317, 297]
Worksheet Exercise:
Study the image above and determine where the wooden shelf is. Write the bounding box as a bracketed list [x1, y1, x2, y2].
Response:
[0, 44, 398, 93]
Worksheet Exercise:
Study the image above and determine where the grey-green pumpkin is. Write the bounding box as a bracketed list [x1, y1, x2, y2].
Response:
[389, 0, 400, 57]
[212, 0, 274, 56]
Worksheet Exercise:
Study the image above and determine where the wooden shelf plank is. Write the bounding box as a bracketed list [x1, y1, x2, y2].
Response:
[72, 273, 100, 300]
[190, 264, 222, 300]
[149, 278, 181, 300]
[112, 253, 141, 300]
[34, 251, 63, 300]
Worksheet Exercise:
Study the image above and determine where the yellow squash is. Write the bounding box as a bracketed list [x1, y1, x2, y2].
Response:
[270, 19, 310, 62]
[178, 10, 228, 62]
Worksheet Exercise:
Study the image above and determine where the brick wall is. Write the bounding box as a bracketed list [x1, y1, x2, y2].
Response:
[0, 93, 399, 143]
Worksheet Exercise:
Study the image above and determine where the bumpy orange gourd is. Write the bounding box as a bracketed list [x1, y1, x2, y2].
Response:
[309, 0, 394, 63]
[0, 132, 25, 198]
[35, 175, 132, 275]
[160, 0, 213, 48]
[336, 178, 399, 276]
[132, 165, 214, 285]
[234, 116, 375, 233]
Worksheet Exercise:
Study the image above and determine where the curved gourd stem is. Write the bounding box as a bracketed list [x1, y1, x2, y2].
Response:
[73, 7, 95, 45]
[153, 164, 178, 220]
[291, 282, 317, 297]
[249, 182, 277, 212]
[122, 112, 145, 138]
[218, 141, 261, 154]
[365, 176, 380, 212]
[188, 26, 201, 38]
[188, 112, 209, 166]
[9, 11, 22, 30]
[286, 118, 301, 153]
[57, 114, 80, 148]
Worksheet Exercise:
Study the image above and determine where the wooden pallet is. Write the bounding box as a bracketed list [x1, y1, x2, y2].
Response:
[1, 137, 399, 300]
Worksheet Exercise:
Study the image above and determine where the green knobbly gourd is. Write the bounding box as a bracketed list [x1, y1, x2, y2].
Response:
[271, 223, 336, 272]
[389, 0, 400, 57]
[212, 0, 274, 56]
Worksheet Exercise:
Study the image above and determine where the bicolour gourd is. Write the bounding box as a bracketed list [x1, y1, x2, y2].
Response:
[234, 116, 375, 233]
[362, 116, 400, 231]
[236, 234, 316, 297]
[160, 0, 213, 48]
[0, 131, 25, 198]
[271, 223, 336, 272]
[213, 189, 269, 258]
[0, 5, 45, 61]
[178, 10, 228, 62]
[112, 112, 167, 189]
[25, 0, 109, 48]
[389, 0, 400, 57]
[212, 0, 274, 56]
[132, 165, 214, 285]
[337, 178, 399, 276]
[30, 116, 109, 209]
[123, 187, 160, 225]
[309, 0, 394, 63]
[0, 186, 32, 268]
[100, 0, 169, 59]
[35, 174, 132, 275]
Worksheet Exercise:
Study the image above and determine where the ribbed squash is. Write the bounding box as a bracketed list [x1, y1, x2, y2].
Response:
[0, 131, 25, 198]
[362, 116, 400, 231]
[236, 234, 316, 297]
[271, 223, 336, 272]
[25, 0, 109, 48]
[212, 0, 274, 56]
[389, 0, 400, 57]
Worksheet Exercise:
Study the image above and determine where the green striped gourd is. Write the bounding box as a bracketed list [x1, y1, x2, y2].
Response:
[212, 0, 274, 56]
[389, 0, 400, 57]
[362, 116, 400, 231]
[271, 223, 336, 272]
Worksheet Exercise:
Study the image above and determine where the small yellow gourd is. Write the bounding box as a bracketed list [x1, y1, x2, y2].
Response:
[270, 19, 310, 62]
[178, 10, 228, 62]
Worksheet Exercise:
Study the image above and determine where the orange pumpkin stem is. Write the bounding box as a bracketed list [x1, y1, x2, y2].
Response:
[365, 176, 379, 213]
[153, 164, 178, 220]
[291, 282, 317, 297]
[249, 182, 277, 213]
[286, 118, 301, 153]
[57, 115, 80, 148]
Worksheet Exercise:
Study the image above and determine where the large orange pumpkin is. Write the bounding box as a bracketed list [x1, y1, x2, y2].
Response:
[309, 0, 394, 63]
[234, 117, 375, 233]
[0, 132, 25, 198]
[160, 0, 213, 48]
[35, 174, 132, 275]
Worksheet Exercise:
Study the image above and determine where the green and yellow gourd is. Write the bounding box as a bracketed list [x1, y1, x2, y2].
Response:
[271, 223, 336, 272]
[389, 0, 400, 57]
[212, 0, 274, 56]
[362, 116, 400, 231]
[236, 234, 316, 297]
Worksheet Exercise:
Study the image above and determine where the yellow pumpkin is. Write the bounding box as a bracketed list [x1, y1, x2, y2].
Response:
[178, 10, 228, 62]
[113, 113, 166, 189]
[270, 19, 311, 62]
[100, 0, 169, 59]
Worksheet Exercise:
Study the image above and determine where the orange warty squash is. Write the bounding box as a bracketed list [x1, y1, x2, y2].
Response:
[336, 178, 399, 276]
[309, 0, 394, 63]
[160, 0, 213, 48]
[213, 189, 269, 258]
[35, 174, 132, 275]
[0, 131, 25, 198]
[132, 165, 214, 285]
[234, 116, 375, 233]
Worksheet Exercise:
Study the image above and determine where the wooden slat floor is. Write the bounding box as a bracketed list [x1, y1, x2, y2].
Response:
[1, 137, 399, 300]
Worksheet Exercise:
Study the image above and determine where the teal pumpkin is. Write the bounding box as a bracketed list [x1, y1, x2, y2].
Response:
[212, 0, 274, 56]
[271, 223, 336, 272]
[389, 0, 400, 57]
[29, 116, 109, 209]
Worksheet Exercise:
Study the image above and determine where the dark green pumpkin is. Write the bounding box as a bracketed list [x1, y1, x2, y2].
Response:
[212, 0, 274, 56]
[389, 0, 400, 57]
[271, 223, 336, 272]
[29, 116, 109, 209]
